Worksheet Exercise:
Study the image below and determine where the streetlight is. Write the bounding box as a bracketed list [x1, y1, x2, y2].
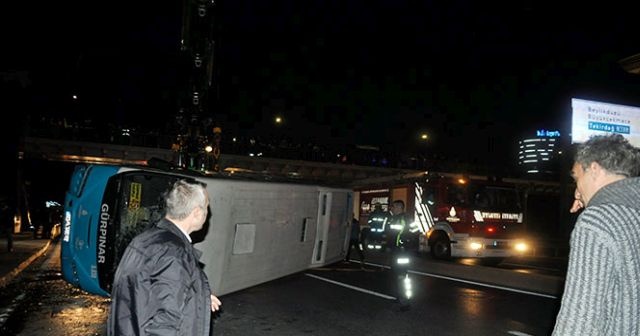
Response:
[417, 132, 430, 170]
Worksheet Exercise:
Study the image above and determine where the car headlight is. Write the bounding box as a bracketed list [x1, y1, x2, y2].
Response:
[514, 242, 527, 252]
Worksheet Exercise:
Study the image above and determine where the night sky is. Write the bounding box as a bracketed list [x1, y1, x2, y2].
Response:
[3, 1, 640, 164]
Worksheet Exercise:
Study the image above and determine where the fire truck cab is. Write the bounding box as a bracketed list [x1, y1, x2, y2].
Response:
[419, 174, 529, 262]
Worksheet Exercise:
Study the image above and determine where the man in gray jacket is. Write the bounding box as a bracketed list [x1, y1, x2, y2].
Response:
[108, 179, 222, 335]
[552, 134, 640, 335]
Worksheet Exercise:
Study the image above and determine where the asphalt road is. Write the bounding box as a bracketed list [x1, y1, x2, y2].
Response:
[0, 243, 565, 336]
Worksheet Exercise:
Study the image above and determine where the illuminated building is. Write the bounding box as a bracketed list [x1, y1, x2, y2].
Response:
[517, 130, 562, 176]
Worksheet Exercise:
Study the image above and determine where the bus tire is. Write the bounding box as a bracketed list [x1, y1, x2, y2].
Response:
[430, 234, 451, 260]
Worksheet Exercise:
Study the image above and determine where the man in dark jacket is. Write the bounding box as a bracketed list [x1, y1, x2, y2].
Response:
[107, 179, 222, 336]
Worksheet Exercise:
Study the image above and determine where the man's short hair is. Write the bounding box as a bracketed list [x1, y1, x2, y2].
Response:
[165, 179, 208, 220]
[575, 134, 640, 177]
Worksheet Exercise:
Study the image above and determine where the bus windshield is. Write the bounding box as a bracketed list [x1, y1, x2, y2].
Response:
[99, 171, 183, 292]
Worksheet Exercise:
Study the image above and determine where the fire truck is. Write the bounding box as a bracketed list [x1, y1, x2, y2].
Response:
[353, 172, 529, 263]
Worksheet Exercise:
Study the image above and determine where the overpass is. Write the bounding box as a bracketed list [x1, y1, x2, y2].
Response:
[19, 136, 421, 187]
[20, 136, 569, 193]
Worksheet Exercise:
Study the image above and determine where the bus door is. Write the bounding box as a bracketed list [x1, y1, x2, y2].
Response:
[311, 191, 332, 265]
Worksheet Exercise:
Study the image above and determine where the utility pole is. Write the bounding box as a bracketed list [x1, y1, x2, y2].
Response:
[175, 0, 221, 172]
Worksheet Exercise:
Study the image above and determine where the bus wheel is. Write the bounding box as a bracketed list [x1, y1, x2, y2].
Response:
[430, 235, 451, 260]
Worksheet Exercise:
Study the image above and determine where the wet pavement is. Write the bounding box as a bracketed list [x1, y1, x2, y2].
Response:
[0, 238, 110, 336]
[0, 233, 51, 289]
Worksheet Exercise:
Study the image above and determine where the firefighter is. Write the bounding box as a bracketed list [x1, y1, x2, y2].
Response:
[365, 203, 389, 249]
[388, 200, 412, 310]
[388, 200, 408, 255]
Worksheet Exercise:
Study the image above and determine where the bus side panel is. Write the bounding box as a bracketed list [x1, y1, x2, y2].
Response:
[194, 181, 233, 296]
[61, 165, 120, 297]
[196, 181, 321, 296]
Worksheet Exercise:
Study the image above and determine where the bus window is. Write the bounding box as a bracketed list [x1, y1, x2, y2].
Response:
[115, 173, 183, 258]
[100, 172, 184, 292]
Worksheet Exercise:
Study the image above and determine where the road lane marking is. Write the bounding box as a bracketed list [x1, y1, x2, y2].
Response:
[304, 273, 396, 300]
[408, 269, 557, 299]
[364, 261, 390, 269]
[501, 262, 563, 273]
[508, 331, 534, 336]
[363, 261, 557, 299]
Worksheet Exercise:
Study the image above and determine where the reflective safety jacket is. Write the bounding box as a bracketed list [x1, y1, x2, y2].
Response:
[367, 210, 390, 233]
[388, 213, 407, 247]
